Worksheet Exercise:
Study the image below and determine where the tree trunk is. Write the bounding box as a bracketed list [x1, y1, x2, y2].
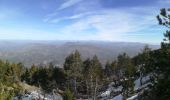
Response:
[90, 75, 93, 99]
[74, 77, 77, 96]
[86, 80, 89, 99]
[140, 72, 143, 86]
[94, 78, 98, 100]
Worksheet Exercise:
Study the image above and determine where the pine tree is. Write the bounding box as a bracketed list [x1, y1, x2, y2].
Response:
[122, 55, 135, 99]
[117, 53, 130, 78]
[82, 58, 91, 96]
[63, 87, 74, 100]
[22, 68, 31, 84]
[64, 50, 83, 96]
[82, 55, 104, 99]
[16, 63, 24, 81]
[133, 45, 152, 86]
[148, 8, 170, 100]
[104, 61, 112, 78]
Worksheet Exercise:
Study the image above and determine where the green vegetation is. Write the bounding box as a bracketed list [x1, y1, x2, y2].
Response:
[0, 8, 170, 100]
[0, 61, 24, 99]
[147, 8, 170, 100]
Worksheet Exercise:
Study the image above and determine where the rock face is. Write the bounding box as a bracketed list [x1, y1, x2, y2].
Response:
[14, 90, 63, 100]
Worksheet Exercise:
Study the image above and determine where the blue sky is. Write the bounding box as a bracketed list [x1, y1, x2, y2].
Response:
[0, 0, 169, 44]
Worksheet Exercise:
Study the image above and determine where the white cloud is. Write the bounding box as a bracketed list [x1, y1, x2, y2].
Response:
[43, 1, 163, 43]
[44, 12, 92, 23]
[58, 0, 83, 10]
[57, 8, 157, 41]
[44, 0, 100, 23]
[158, 0, 170, 4]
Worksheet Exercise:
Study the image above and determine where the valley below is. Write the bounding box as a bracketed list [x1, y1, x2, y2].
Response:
[0, 40, 159, 67]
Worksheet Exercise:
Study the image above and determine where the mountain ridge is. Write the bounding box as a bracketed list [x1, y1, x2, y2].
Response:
[0, 40, 160, 67]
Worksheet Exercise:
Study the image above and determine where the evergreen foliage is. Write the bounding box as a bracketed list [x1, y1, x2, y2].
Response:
[147, 8, 170, 100]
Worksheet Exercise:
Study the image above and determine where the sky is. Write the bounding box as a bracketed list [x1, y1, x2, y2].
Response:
[0, 0, 169, 44]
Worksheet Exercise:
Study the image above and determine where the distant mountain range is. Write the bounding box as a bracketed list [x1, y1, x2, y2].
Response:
[0, 40, 160, 67]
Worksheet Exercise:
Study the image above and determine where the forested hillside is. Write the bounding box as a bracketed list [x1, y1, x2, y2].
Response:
[0, 7, 169, 100]
[0, 41, 159, 67]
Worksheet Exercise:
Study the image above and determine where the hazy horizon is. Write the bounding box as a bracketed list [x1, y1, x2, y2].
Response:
[0, 39, 161, 45]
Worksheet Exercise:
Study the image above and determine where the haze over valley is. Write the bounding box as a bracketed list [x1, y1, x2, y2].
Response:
[0, 0, 169, 99]
[0, 40, 159, 67]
